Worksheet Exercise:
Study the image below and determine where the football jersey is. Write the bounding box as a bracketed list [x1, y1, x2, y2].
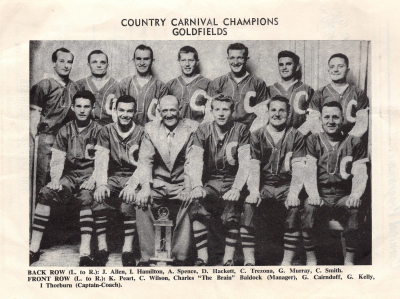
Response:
[269, 81, 314, 129]
[306, 132, 368, 191]
[118, 75, 167, 126]
[209, 73, 269, 126]
[309, 84, 369, 135]
[96, 122, 144, 176]
[166, 75, 211, 122]
[76, 76, 119, 126]
[30, 77, 79, 135]
[251, 126, 306, 186]
[52, 120, 102, 172]
[192, 121, 250, 181]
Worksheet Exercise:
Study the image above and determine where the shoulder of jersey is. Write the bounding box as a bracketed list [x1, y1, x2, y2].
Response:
[181, 118, 199, 133]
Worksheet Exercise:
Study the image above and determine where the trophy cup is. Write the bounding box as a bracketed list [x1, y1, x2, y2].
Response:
[150, 207, 174, 266]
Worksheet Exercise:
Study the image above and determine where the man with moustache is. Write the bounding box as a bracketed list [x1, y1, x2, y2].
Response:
[119, 44, 168, 126]
[30, 47, 79, 194]
[93, 95, 145, 266]
[77, 50, 119, 126]
[307, 53, 369, 138]
[269, 51, 314, 130]
[302, 101, 368, 265]
[189, 94, 251, 266]
[135, 95, 198, 266]
[208, 43, 269, 129]
[166, 46, 211, 122]
[244, 95, 306, 266]
[30, 90, 102, 266]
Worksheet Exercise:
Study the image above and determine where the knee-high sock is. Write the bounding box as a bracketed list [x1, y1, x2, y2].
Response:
[302, 230, 317, 265]
[281, 230, 301, 265]
[30, 203, 51, 253]
[240, 226, 255, 265]
[223, 225, 239, 263]
[344, 230, 359, 265]
[193, 220, 208, 262]
[93, 210, 108, 251]
[122, 216, 136, 253]
[79, 208, 93, 256]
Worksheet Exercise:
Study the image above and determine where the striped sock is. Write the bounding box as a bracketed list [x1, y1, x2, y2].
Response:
[240, 226, 255, 265]
[79, 208, 93, 256]
[122, 216, 136, 253]
[302, 231, 317, 265]
[193, 220, 208, 262]
[223, 228, 239, 263]
[30, 203, 51, 253]
[281, 230, 301, 265]
[94, 210, 108, 251]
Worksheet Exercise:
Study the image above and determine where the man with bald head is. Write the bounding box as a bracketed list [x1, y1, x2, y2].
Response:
[134, 95, 199, 266]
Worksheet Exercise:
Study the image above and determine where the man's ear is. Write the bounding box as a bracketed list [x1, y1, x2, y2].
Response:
[296, 64, 300, 72]
[71, 104, 75, 112]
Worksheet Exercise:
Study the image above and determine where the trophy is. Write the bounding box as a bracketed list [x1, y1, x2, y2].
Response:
[150, 207, 174, 266]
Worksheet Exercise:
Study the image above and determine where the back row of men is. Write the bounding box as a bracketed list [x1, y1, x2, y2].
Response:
[29, 43, 370, 267]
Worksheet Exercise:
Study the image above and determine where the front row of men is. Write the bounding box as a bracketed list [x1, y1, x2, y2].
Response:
[30, 90, 368, 267]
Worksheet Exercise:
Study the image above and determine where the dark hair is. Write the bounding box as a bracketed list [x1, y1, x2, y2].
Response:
[322, 101, 343, 114]
[267, 95, 290, 112]
[72, 90, 96, 106]
[115, 95, 137, 111]
[52, 48, 74, 63]
[178, 46, 199, 61]
[87, 50, 108, 64]
[328, 53, 349, 68]
[278, 50, 300, 65]
[211, 94, 235, 111]
[227, 43, 249, 59]
[134, 44, 154, 60]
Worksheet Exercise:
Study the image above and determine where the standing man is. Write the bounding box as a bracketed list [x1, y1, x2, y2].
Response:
[30, 90, 102, 266]
[93, 95, 145, 266]
[119, 44, 167, 126]
[189, 94, 251, 266]
[135, 95, 198, 266]
[77, 50, 119, 126]
[308, 53, 369, 138]
[302, 101, 369, 265]
[30, 47, 79, 194]
[209, 43, 269, 130]
[245, 95, 306, 266]
[166, 46, 211, 122]
[269, 51, 314, 130]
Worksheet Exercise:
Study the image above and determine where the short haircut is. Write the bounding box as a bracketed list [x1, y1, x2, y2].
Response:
[322, 101, 343, 114]
[52, 48, 74, 63]
[211, 94, 235, 111]
[115, 95, 137, 111]
[87, 50, 108, 63]
[134, 44, 154, 60]
[72, 90, 96, 106]
[278, 50, 300, 65]
[328, 53, 349, 67]
[178, 46, 199, 61]
[267, 95, 290, 112]
[227, 43, 249, 59]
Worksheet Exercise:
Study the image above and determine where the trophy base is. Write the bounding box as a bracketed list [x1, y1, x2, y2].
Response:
[150, 257, 174, 267]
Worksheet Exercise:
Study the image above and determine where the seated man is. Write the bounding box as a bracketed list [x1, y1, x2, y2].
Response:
[245, 95, 306, 266]
[189, 94, 251, 266]
[302, 101, 369, 265]
[93, 95, 144, 266]
[135, 95, 198, 266]
[30, 90, 102, 266]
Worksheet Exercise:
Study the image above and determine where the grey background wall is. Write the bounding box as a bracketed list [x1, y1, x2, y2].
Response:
[30, 40, 371, 100]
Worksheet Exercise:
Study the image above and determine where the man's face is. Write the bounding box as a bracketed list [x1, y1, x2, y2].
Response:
[117, 102, 135, 126]
[228, 49, 247, 75]
[328, 57, 349, 82]
[160, 97, 180, 129]
[134, 49, 152, 75]
[212, 100, 233, 127]
[179, 52, 198, 76]
[72, 98, 93, 122]
[89, 53, 108, 77]
[322, 106, 344, 135]
[54, 51, 73, 77]
[268, 100, 288, 129]
[278, 57, 298, 80]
